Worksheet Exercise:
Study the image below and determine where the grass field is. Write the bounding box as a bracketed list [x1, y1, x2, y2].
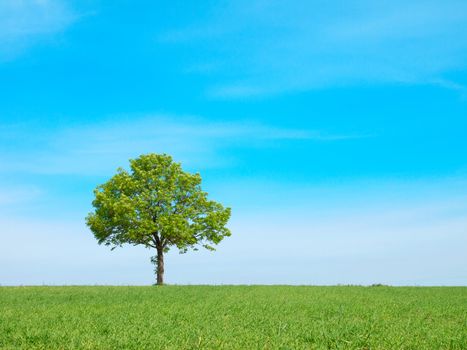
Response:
[0, 286, 466, 349]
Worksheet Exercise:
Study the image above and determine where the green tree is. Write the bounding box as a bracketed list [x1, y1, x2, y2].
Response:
[86, 153, 231, 285]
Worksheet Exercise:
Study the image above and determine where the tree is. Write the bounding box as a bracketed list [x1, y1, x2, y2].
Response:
[86, 153, 231, 285]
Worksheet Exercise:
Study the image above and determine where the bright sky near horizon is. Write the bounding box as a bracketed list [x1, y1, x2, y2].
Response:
[1, 0, 466, 286]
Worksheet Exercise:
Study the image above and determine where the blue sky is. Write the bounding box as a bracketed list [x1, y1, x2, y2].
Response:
[1, 0, 466, 285]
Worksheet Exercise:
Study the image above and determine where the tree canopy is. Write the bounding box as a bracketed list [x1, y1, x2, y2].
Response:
[86, 153, 231, 284]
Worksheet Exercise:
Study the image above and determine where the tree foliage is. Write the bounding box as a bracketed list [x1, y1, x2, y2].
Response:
[86, 153, 231, 284]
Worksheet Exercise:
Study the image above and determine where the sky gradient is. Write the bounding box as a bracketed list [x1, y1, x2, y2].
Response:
[1, 0, 466, 285]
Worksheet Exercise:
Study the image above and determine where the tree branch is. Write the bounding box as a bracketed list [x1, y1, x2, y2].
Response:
[152, 232, 161, 247]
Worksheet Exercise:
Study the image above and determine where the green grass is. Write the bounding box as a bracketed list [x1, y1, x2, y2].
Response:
[1, 286, 466, 349]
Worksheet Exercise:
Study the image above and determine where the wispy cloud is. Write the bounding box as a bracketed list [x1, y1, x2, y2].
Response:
[0, 0, 77, 61]
[160, 0, 467, 98]
[0, 186, 42, 205]
[429, 79, 467, 97]
[0, 115, 363, 175]
[1, 178, 466, 285]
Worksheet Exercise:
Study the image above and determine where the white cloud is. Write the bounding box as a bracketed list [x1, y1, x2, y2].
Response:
[0, 115, 363, 175]
[0, 186, 42, 205]
[1, 180, 466, 285]
[0, 0, 77, 60]
[0, 217, 155, 285]
[429, 79, 467, 97]
[161, 0, 467, 98]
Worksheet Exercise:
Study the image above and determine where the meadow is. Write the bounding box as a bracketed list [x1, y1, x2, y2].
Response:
[0, 285, 465, 349]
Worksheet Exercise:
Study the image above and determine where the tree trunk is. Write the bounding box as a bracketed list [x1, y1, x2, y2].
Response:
[156, 246, 164, 285]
